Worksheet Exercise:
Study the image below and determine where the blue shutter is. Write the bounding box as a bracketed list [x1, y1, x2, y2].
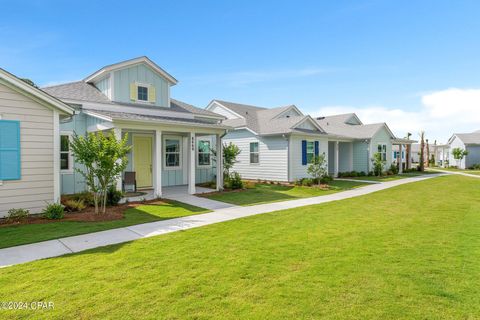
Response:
[301, 140, 307, 165]
[314, 141, 319, 156]
[0, 120, 21, 180]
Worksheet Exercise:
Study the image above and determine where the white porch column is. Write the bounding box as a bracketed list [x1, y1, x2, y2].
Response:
[334, 141, 339, 177]
[113, 127, 123, 191]
[53, 110, 60, 202]
[399, 144, 403, 173]
[188, 131, 196, 194]
[154, 130, 162, 198]
[216, 134, 224, 190]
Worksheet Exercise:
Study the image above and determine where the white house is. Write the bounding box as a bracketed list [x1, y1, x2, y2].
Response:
[206, 101, 414, 181]
[447, 131, 480, 169]
[0, 68, 74, 217]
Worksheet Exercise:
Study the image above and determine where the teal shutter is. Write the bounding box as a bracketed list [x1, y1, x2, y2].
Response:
[301, 140, 307, 165]
[0, 120, 21, 180]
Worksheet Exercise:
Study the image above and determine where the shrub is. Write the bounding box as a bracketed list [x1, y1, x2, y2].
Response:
[320, 175, 333, 184]
[225, 172, 243, 189]
[6, 208, 29, 223]
[470, 164, 480, 170]
[64, 199, 86, 212]
[390, 164, 399, 175]
[74, 191, 95, 206]
[359, 171, 366, 177]
[242, 180, 256, 189]
[301, 178, 314, 186]
[42, 203, 65, 220]
[106, 185, 124, 206]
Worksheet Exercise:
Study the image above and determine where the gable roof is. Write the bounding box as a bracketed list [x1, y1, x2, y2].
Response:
[0, 68, 74, 115]
[83, 56, 178, 85]
[210, 99, 324, 135]
[451, 131, 480, 145]
[42, 81, 222, 119]
[315, 113, 395, 139]
[43, 81, 111, 104]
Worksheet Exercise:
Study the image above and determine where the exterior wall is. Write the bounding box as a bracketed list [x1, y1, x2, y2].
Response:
[0, 83, 55, 216]
[290, 135, 329, 181]
[352, 140, 369, 172]
[338, 142, 353, 172]
[94, 76, 111, 99]
[208, 102, 240, 119]
[113, 64, 169, 107]
[223, 129, 289, 181]
[448, 136, 466, 169]
[370, 127, 393, 169]
[466, 146, 480, 168]
[60, 113, 88, 194]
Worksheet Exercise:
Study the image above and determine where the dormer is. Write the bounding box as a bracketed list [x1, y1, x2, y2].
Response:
[344, 113, 363, 125]
[83, 56, 178, 108]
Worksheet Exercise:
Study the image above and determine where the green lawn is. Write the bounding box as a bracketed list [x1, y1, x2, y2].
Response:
[430, 167, 480, 176]
[202, 180, 368, 206]
[1, 175, 478, 319]
[0, 200, 209, 249]
[347, 171, 436, 182]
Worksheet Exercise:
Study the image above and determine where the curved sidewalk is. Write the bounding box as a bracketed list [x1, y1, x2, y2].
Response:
[0, 174, 443, 268]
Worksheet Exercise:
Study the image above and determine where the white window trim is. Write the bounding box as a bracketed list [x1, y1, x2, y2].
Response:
[249, 141, 260, 164]
[60, 131, 74, 174]
[197, 139, 212, 168]
[306, 140, 315, 164]
[164, 136, 182, 170]
[377, 143, 387, 162]
[133, 81, 155, 105]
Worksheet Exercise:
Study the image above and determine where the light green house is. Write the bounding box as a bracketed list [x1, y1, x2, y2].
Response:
[43, 57, 229, 197]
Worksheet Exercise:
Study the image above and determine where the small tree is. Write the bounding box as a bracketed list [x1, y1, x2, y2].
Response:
[71, 132, 130, 214]
[452, 148, 468, 168]
[307, 154, 328, 185]
[419, 131, 425, 172]
[372, 152, 385, 176]
[222, 142, 241, 176]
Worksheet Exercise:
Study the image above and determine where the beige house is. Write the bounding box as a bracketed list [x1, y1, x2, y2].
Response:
[0, 69, 73, 217]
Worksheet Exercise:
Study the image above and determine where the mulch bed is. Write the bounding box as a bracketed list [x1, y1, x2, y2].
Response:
[0, 199, 170, 227]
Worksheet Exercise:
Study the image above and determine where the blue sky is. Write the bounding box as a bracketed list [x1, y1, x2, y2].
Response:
[2, 0, 480, 141]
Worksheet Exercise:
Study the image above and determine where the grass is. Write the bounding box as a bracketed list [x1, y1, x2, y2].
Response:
[430, 167, 480, 176]
[0, 200, 209, 249]
[0, 175, 479, 319]
[202, 180, 368, 206]
[346, 171, 436, 182]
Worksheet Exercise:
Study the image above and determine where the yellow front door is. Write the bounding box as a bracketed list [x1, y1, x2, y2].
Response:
[133, 136, 153, 188]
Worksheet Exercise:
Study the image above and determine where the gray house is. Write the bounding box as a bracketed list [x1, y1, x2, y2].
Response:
[206, 101, 413, 182]
[447, 131, 480, 169]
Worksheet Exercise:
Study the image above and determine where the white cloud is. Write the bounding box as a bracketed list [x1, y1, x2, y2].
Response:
[313, 88, 480, 143]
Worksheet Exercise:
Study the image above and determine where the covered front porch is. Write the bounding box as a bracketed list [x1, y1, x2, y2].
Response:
[392, 138, 417, 172]
[113, 125, 224, 198]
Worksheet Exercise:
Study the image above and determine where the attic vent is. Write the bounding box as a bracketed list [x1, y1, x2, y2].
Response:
[286, 115, 290, 118]
[316, 117, 325, 120]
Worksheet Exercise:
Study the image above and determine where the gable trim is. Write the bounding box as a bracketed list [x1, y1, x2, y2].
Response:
[206, 100, 245, 119]
[84, 56, 178, 85]
[292, 116, 326, 133]
[272, 105, 304, 119]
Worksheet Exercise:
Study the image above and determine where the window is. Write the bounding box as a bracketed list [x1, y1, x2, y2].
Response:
[60, 134, 71, 171]
[377, 144, 387, 161]
[198, 140, 211, 166]
[137, 86, 148, 101]
[306, 141, 315, 163]
[250, 142, 259, 163]
[165, 139, 180, 168]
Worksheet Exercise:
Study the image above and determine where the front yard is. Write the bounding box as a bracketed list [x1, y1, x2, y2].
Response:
[201, 180, 368, 206]
[0, 200, 209, 249]
[345, 171, 436, 182]
[1, 175, 478, 319]
[430, 167, 480, 176]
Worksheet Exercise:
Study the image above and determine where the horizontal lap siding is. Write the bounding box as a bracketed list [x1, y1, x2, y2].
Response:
[339, 142, 353, 172]
[0, 83, 54, 217]
[224, 130, 288, 181]
[448, 136, 466, 169]
[290, 135, 328, 181]
[466, 146, 480, 168]
[353, 141, 368, 172]
[370, 128, 393, 169]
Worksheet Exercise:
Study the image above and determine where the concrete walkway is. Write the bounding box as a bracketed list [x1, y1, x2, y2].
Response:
[429, 168, 480, 179]
[0, 174, 444, 268]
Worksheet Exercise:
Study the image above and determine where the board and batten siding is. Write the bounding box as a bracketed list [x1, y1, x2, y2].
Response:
[289, 135, 329, 181]
[370, 127, 393, 169]
[339, 142, 353, 172]
[352, 141, 369, 172]
[0, 83, 54, 217]
[223, 129, 289, 181]
[448, 136, 466, 169]
[113, 64, 169, 107]
[466, 146, 480, 168]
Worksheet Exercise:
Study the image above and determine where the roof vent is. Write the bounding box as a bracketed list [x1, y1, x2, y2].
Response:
[286, 115, 290, 118]
[316, 117, 325, 120]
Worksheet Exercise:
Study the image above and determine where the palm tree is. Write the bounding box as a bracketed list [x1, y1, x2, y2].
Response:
[419, 131, 425, 172]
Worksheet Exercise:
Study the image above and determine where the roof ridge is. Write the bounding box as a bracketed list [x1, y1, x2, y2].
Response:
[41, 80, 85, 89]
